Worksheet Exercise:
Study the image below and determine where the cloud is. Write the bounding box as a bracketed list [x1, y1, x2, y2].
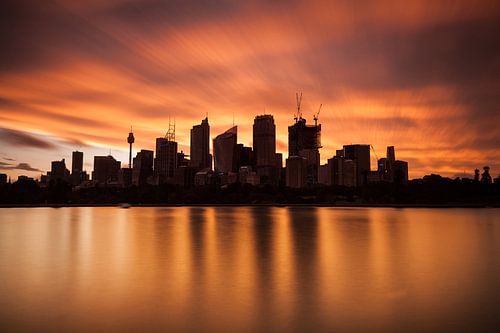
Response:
[0, 128, 57, 149]
[0, 162, 42, 172]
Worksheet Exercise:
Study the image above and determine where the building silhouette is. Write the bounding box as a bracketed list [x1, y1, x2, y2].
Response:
[190, 117, 211, 170]
[50, 159, 69, 182]
[154, 138, 177, 183]
[286, 156, 308, 188]
[213, 126, 237, 173]
[288, 116, 321, 184]
[343, 144, 370, 186]
[71, 151, 83, 175]
[92, 155, 120, 184]
[0, 173, 7, 185]
[253, 115, 276, 167]
[132, 150, 154, 186]
[70, 151, 86, 185]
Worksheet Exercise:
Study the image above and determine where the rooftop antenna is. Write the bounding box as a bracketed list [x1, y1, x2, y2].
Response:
[314, 103, 322, 126]
[295, 92, 303, 122]
[165, 116, 175, 142]
[232, 112, 235, 126]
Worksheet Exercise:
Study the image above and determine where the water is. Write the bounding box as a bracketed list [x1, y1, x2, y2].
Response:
[0, 207, 499, 332]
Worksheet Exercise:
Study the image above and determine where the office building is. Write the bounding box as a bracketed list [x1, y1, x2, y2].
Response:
[92, 155, 121, 184]
[0, 173, 7, 185]
[253, 115, 276, 167]
[213, 126, 237, 173]
[50, 159, 69, 182]
[288, 116, 321, 184]
[343, 144, 370, 186]
[190, 117, 211, 170]
[393, 160, 409, 185]
[70, 151, 84, 185]
[286, 156, 308, 188]
[154, 137, 177, 183]
[132, 149, 154, 186]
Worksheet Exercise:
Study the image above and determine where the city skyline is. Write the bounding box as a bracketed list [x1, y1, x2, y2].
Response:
[1, 0, 500, 180]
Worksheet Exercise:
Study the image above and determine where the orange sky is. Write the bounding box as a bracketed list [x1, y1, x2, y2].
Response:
[1, 0, 499, 179]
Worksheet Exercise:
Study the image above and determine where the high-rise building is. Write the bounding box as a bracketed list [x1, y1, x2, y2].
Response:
[0, 173, 7, 185]
[253, 115, 276, 167]
[92, 155, 121, 184]
[387, 146, 395, 163]
[288, 116, 321, 184]
[213, 126, 237, 173]
[190, 117, 211, 170]
[132, 150, 154, 186]
[70, 151, 84, 185]
[393, 160, 409, 184]
[325, 155, 357, 186]
[50, 159, 69, 182]
[286, 156, 308, 188]
[71, 151, 83, 175]
[343, 144, 370, 186]
[154, 138, 177, 183]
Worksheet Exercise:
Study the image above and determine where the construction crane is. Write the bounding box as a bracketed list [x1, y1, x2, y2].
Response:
[294, 92, 302, 122]
[370, 145, 379, 167]
[313, 104, 322, 125]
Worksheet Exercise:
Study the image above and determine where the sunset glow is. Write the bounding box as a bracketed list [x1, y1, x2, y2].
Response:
[1, 0, 499, 179]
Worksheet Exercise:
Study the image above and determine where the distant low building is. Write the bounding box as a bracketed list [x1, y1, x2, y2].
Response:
[174, 166, 198, 188]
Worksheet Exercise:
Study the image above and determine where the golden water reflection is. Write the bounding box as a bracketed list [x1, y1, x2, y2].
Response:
[0, 207, 499, 332]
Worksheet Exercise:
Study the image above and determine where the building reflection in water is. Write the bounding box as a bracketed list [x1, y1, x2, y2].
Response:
[0, 207, 499, 332]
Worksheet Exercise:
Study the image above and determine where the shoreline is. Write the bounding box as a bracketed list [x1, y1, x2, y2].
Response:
[0, 203, 498, 208]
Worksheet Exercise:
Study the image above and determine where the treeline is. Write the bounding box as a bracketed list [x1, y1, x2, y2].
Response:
[0, 177, 499, 206]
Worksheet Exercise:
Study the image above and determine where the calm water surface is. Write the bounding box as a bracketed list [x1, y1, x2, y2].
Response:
[0, 207, 499, 332]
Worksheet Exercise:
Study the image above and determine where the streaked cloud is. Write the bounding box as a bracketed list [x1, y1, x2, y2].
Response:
[0, 0, 499, 178]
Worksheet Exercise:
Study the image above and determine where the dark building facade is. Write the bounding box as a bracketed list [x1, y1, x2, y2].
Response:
[286, 156, 308, 188]
[92, 155, 121, 184]
[70, 151, 84, 185]
[132, 149, 154, 186]
[50, 159, 70, 182]
[190, 117, 211, 170]
[288, 117, 321, 184]
[154, 138, 177, 183]
[253, 115, 276, 168]
[213, 126, 237, 173]
[343, 144, 370, 186]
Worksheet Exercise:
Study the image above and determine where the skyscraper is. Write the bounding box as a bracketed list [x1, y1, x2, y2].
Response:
[343, 144, 370, 186]
[70, 151, 84, 185]
[213, 126, 237, 173]
[253, 115, 276, 167]
[92, 155, 121, 184]
[154, 138, 177, 183]
[286, 156, 308, 188]
[132, 149, 154, 186]
[288, 116, 321, 184]
[71, 151, 83, 175]
[50, 159, 69, 182]
[190, 117, 211, 170]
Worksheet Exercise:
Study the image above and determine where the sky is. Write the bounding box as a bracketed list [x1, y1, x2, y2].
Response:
[1, 0, 499, 180]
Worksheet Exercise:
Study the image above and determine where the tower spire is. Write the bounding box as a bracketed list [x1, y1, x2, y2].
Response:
[127, 127, 135, 168]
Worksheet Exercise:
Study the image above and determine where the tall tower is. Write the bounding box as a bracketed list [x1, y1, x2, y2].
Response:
[253, 115, 276, 168]
[190, 117, 211, 170]
[127, 127, 135, 168]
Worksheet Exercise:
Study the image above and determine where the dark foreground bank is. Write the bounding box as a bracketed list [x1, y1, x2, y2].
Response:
[1, 176, 499, 207]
